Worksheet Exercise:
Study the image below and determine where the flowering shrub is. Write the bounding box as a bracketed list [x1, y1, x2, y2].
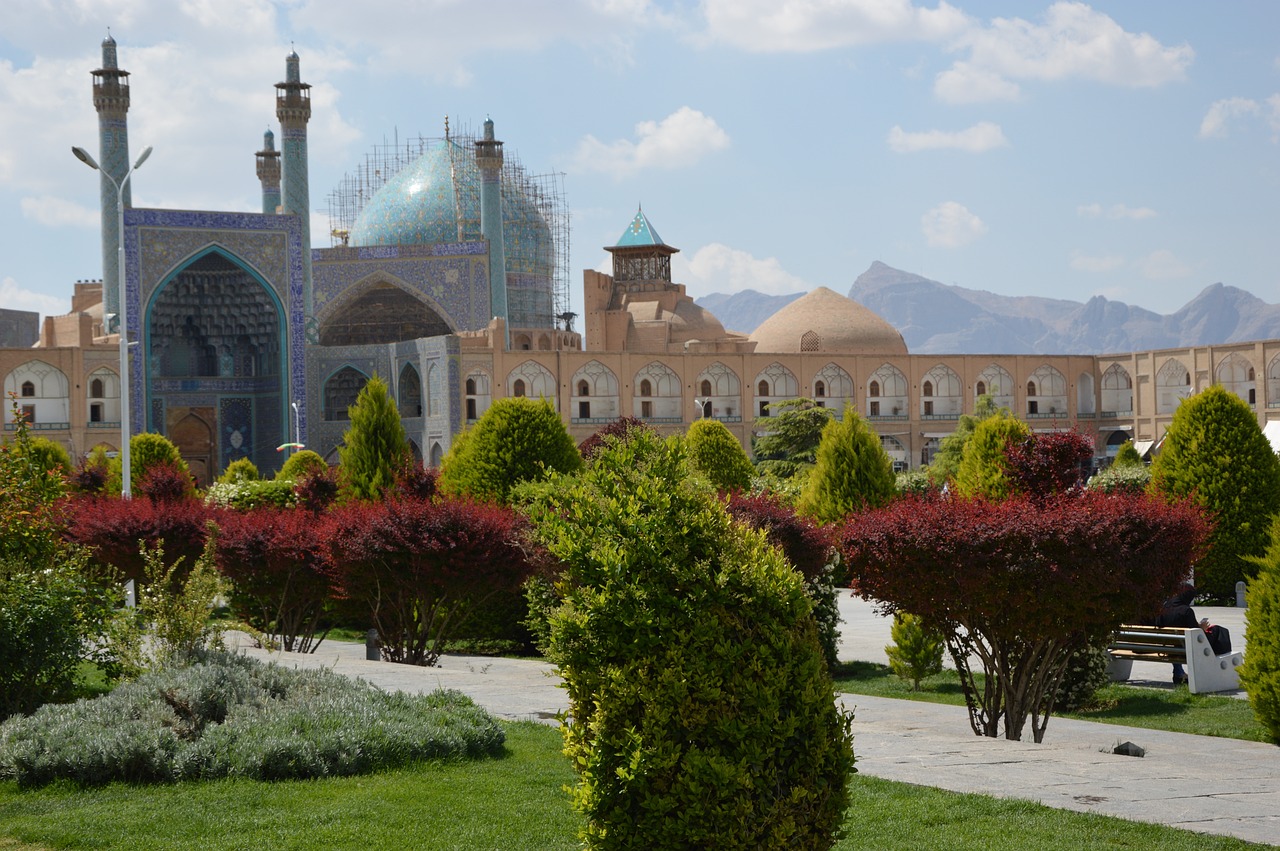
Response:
[1087, 464, 1151, 494]
[841, 491, 1207, 742]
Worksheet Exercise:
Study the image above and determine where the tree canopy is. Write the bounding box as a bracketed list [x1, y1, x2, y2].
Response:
[438, 397, 582, 504]
[796, 406, 895, 523]
[1149, 385, 1280, 599]
[338, 375, 409, 502]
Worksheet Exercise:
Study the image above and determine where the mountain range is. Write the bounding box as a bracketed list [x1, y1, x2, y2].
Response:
[695, 261, 1280, 355]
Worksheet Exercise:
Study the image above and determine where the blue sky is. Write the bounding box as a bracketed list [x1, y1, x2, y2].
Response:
[2, 1, 1278, 327]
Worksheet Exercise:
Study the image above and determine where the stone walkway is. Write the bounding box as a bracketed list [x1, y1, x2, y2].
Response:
[231, 596, 1278, 847]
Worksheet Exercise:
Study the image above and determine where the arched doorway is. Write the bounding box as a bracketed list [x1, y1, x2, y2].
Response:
[170, 410, 214, 487]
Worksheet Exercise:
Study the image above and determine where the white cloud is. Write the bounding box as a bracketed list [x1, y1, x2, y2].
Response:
[933, 62, 1021, 103]
[0, 276, 70, 319]
[921, 201, 986, 248]
[20, 195, 98, 227]
[887, 120, 1008, 153]
[1076, 202, 1156, 220]
[1199, 97, 1262, 138]
[701, 0, 970, 52]
[1070, 250, 1124, 272]
[571, 107, 730, 175]
[673, 243, 811, 298]
[1140, 249, 1191, 280]
[935, 2, 1194, 104]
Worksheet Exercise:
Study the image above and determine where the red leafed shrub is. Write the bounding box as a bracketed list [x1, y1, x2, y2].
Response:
[63, 496, 219, 585]
[294, 467, 340, 512]
[726, 491, 833, 580]
[840, 490, 1207, 743]
[134, 458, 197, 503]
[393, 459, 439, 501]
[578, 416, 653, 462]
[325, 497, 534, 666]
[1004, 429, 1094, 498]
[214, 508, 333, 653]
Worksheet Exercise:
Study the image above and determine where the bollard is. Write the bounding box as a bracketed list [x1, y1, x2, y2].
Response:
[365, 628, 380, 661]
[1236, 580, 1247, 608]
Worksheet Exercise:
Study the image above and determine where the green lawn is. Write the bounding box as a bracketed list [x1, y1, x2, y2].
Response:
[830, 661, 1270, 743]
[0, 721, 1270, 850]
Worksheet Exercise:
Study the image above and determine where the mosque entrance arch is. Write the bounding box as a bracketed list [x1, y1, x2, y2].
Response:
[146, 248, 287, 476]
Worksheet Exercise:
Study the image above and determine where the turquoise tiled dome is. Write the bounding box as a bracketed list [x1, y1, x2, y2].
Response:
[349, 138, 553, 326]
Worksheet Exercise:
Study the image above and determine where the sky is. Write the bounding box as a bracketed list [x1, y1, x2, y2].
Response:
[2, 0, 1279, 328]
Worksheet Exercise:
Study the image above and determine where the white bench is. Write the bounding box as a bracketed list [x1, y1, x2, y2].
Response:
[1106, 625, 1244, 694]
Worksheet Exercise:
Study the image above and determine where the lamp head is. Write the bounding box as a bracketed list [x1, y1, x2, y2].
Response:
[133, 146, 153, 169]
[72, 146, 101, 171]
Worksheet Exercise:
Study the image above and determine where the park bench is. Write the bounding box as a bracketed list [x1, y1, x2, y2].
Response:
[1106, 625, 1243, 694]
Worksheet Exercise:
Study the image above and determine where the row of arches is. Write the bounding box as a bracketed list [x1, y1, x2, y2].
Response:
[448, 359, 1120, 424]
[322, 362, 438, 422]
[2, 360, 121, 428]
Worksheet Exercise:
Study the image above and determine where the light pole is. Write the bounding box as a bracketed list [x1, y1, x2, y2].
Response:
[72, 144, 152, 499]
[291, 401, 301, 457]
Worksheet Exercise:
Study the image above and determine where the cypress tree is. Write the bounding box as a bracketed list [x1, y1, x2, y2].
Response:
[1149, 385, 1280, 599]
[796, 406, 895, 523]
[338, 375, 409, 501]
[953, 412, 1030, 500]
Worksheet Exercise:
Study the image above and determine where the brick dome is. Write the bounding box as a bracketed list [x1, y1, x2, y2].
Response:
[750, 286, 907, 355]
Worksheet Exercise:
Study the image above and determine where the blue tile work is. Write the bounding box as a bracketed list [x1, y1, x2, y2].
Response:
[149, 398, 164, 433]
[124, 208, 305, 465]
[311, 243, 490, 333]
[219, 397, 253, 468]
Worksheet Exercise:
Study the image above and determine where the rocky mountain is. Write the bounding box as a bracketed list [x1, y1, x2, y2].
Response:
[695, 261, 1280, 355]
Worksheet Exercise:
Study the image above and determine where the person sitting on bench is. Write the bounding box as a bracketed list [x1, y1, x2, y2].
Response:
[1154, 583, 1198, 685]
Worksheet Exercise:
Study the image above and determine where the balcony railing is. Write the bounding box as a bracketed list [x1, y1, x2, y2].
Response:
[1026, 412, 1067, 419]
[88, 421, 121, 429]
[868, 414, 909, 422]
[1098, 410, 1133, 419]
[920, 413, 961, 421]
[3, 422, 70, 431]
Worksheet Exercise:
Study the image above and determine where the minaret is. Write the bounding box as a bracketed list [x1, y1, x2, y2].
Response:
[91, 34, 131, 321]
[255, 128, 282, 215]
[475, 117, 509, 347]
[275, 50, 313, 320]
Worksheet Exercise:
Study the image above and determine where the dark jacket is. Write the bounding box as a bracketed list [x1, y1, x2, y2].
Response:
[1155, 585, 1198, 629]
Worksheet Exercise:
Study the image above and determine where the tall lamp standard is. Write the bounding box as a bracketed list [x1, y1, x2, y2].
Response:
[72, 144, 152, 499]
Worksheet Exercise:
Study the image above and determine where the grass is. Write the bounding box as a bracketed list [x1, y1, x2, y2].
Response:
[830, 661, 1270, 743]
[0, 721, 1267, 850]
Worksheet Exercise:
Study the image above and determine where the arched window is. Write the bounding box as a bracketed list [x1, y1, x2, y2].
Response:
[90, 378, 104, 398]
[757, 380, 769, 396]
[976, 381, 986, 396]
[577, 380, 590, 397]
[815, 380, 826, 398]
[923, 381, 933, 397]
[700, 379, 712, 396]
[1027, 381, 1037, 396]
[869, 381, 880, 397]
[514, 380, 526, 397]
[640, 379, 653, 397]
[20, 381, 34, 397]
[466, 377, 476, 395]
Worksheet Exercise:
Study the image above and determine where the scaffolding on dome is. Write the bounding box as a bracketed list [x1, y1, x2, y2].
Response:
[323, 128, 570, 329]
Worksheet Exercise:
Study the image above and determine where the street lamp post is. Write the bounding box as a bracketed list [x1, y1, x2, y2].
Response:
[72, 144, 152, 499]
[291, 401, 301, 457]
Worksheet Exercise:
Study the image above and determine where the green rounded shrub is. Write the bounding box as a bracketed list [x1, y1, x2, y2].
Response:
[276, 449, 328, 482]
[439, 397, 582, 504]
[106, 432, 191, 494]
[685, 418, 754, 493]
[1052, 639, 1111, 712]
[1112, 440, 1143, 468]
[524, 430, 855, 848]
[218, 457, 259, 484]
[954, 413, 1030, 499]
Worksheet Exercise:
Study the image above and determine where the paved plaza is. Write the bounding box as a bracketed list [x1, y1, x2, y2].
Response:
[232, 596, 1279, 847]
